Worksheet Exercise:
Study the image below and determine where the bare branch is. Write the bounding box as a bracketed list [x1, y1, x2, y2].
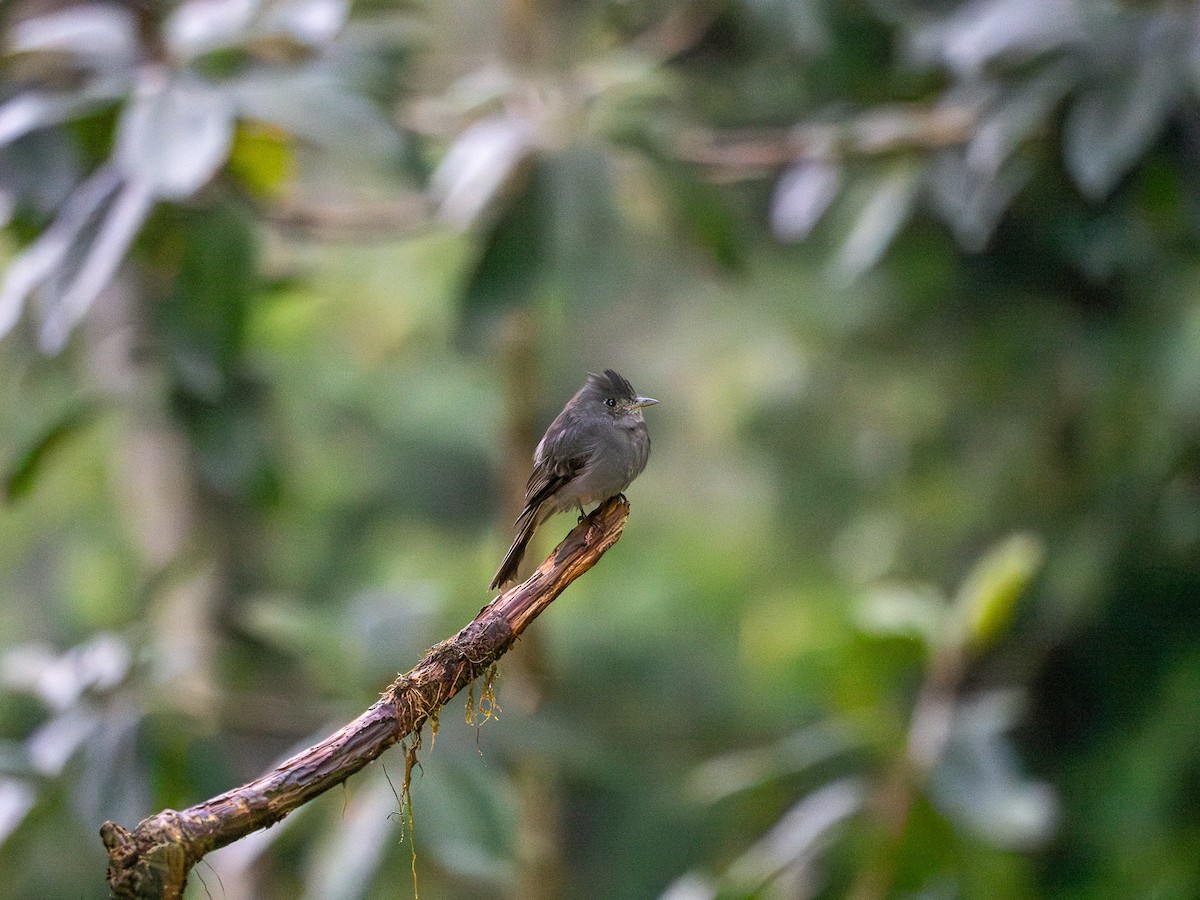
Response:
[261, 194, 434, 239]
[100, 496, 631, 900]
[671, 100, 986, 180]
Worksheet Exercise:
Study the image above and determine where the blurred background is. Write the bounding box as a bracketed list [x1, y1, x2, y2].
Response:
[2, 0, 1200, 897]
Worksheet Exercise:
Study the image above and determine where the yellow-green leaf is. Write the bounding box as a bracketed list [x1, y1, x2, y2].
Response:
[227, 122, 293, 198]
[955, 533, 1045, 651]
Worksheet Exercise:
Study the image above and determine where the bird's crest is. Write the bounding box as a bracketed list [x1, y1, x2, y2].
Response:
[587, 369, 637, 401]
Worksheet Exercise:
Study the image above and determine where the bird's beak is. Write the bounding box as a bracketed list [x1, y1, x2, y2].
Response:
[632, 396, 659, 409]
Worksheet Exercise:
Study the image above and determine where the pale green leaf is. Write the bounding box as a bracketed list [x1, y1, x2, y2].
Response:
[955, 533, 1045, 650]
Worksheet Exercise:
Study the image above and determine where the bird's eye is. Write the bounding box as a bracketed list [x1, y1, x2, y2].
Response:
[605, 397, 616, 408]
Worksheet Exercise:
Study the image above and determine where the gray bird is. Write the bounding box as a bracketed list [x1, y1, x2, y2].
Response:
[490, 369, 657, 590]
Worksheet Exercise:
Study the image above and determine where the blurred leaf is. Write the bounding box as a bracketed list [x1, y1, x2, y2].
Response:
[460, 158, 547, 316]
[545, 143, 629, 305]
[226, 65, 402, 164]
[0, 165, 121, 340]
[0, 129, 80, 226]
[743, 0, 831, 57]
[929, 692, 1058, 850]
[908, 0, 1081, 79]
[5, 405, 96, 502]
[723, 779, 865, 894]
[64, 633, 133, 700]
[0, 77, 128, 148]
[658, 873, 717, 900]
[688, 720, 861, 804]
[39, 177, 154, 353]
[301, 769, 400, 900]
[155, 201, 277, 499]
[165, 0, 261, 59]
[263, 0, 349, 47]
[770, 159, 841, 244]
[856, 584, 946, 646]
[114, 68, 235, 200]
[929, 149, 1029, 252]
[1162, 302, 1200, 428]
[428, 68, 518, 122]
[0, 779, 36, 847]
[966, 64, 1074, 178]
[75, 700, 148, 828]
[0, 160, 153, 352]
[10, 3, 138, 72]
[1063, 15, 1183, 201]
[831, 161, 922, 282]
[239, 596, 349, 670]
[662, 167, 743, 271]
[345, 588, 439, 678]
[227, 122, 294, 197]
[156, 200, 258, 383]
[408, 756, 516, 886]
[2, 634, 131, 711]
[27, 707, 101, 776]
[188, 397, 280, 500]
[430, 114, 535, 231]
[832, 511, 901, 584]
[954, 533, 1045, 651]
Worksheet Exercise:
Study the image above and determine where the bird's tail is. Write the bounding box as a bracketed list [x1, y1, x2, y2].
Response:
[489, 508, 540, 590]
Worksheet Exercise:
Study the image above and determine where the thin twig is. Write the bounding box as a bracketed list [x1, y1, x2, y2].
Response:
[100, 496, 631, 900]
[671, 99, 986, 179]
[260, 194, 434, 240]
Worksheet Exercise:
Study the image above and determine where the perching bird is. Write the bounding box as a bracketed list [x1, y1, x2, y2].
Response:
[490, 369, 657, 590]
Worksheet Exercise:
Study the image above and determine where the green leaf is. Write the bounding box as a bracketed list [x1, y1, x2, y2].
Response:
[660, 165, 744, 271]
[154, 199, 259, 387]
[459, 159, 547, 317]
[954, 533, 1045, 651]
[5, 405, 96, 502]
[227, 122, 294, 198]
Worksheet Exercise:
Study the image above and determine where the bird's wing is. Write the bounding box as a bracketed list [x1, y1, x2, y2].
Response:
[515, 434, 591, 525]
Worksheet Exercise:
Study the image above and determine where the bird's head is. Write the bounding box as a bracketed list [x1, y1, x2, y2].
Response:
[584, 369, 658, 422]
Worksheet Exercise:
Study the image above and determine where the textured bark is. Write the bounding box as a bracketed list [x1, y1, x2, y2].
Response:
[101, 496, 631, 899]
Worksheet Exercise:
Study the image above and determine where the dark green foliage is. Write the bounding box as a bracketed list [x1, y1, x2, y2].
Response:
[461, 159, 550, 319]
